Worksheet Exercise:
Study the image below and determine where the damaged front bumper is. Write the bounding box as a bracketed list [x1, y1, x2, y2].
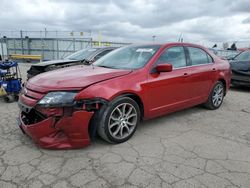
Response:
[18, 101, 94, 149]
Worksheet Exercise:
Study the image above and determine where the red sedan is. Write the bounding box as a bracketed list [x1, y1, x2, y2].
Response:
[18, 43, 231, 149]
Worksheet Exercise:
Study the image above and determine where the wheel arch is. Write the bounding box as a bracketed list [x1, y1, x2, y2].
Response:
[218, 78, 227, 96]
[88, 92, 144, 140]
[117, 92, 144, 120]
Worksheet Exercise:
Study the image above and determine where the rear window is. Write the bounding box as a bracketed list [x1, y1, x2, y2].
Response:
[188, 47, 213, 65]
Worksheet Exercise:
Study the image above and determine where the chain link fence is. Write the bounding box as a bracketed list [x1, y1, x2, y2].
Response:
[1, 30, 250, 61]
[0, 30, 130, 61]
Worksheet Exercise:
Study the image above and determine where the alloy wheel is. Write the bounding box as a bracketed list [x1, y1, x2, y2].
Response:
[108, 103, 138, 140]
[212, 84, 224, 107]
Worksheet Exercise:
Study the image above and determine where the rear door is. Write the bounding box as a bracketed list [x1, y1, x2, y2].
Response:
[185, 46, 216, 103]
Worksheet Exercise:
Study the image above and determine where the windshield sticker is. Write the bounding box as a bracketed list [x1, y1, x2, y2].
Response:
[136, 48, 154, 53]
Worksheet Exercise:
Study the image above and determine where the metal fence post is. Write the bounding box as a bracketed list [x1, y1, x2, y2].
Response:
[40, 31, 44, 61]
[73, 38, 75, 52]
[13, 38, 16, 54]
[0, 37, 4, 59]
[26, 37, 30, 55]
[5, 37, 9, 57]
[52, 39, 55, 60]
[56, 39, 59, 59]
[20, 30, 24, 55]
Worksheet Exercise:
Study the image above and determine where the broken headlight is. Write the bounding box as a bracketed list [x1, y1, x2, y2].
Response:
[38, 92, 77, 107]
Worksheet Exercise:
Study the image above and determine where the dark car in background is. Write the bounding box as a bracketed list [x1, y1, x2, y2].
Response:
[230, 50, 250, 87]
[208, 48, 241, 60]
[27, 47, 117, 79]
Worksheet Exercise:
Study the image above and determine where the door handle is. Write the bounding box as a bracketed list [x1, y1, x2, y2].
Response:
[212, 68, 216, 72]
[183, 73, 189, 77]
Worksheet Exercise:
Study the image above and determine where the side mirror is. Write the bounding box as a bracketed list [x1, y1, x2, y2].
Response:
[156, 64, 173, 72]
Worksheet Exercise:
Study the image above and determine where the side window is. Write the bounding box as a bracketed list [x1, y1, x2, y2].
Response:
[94, 50, 112, 61]
[156, 46, 186, 68]
[188, 47, 212, 65]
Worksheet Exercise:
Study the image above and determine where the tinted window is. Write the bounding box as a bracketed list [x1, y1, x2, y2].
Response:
[235, 51, 250, 61]
[188, 47, 211, 65]
[156, 46, 186, 68]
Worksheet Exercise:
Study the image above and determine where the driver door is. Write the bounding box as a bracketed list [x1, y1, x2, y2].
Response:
[145, 46, 191, 118]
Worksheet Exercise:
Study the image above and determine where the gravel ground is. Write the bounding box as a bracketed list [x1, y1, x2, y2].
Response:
[0, 63, 250, 188]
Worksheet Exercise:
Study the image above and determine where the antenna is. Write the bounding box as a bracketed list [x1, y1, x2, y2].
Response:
[178, 33, 183, 42]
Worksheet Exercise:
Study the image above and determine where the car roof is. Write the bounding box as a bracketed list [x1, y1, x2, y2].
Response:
[161, 42, 207, 49]
[129, 42, 207, 49]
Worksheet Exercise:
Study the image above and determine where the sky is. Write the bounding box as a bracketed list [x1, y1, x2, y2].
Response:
[0, 0, 250, 46]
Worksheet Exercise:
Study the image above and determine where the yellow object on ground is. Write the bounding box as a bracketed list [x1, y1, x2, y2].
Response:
[10, 54, 42, 61]
[0, 86, 7, 97]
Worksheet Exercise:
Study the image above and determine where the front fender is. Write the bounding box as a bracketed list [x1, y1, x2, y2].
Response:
[75, 71, 146, 102]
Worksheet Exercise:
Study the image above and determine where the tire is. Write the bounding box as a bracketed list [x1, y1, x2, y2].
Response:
[97, 97, 140, 143]
[205, 81, 225, 110]
[14, 94, 19, 101]
[4, 95, 15, 103]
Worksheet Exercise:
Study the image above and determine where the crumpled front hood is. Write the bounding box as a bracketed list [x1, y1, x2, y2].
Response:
[34, 59, 79, 67]
[27, 65, 131, 92]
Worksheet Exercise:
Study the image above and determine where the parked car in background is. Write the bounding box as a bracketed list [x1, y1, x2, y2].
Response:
[230, 50, 250, 87]
[18, 43, 231, 149]
[208, 48, 240, 60]
[27, 47, 117, 79]
[208, 48, 219, 56]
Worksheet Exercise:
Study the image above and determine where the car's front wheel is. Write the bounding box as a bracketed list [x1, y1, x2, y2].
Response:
[205, 81, 225, 110]
[97, 97, 140, 143]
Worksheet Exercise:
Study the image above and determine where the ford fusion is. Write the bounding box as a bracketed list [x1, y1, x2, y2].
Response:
[18, 43, 231, 149]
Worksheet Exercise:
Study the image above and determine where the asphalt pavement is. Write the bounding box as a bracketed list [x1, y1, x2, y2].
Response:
[0, 63, 250, 188]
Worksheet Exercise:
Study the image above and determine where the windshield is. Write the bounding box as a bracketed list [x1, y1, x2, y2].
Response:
[65, 48, 97, 60]
[94, 45, 160, 69]
[234, 51, 250, 61]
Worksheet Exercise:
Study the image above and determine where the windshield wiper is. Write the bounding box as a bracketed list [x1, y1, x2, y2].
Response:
[82, 59, 95, 65]
[82, 59, 90, 65]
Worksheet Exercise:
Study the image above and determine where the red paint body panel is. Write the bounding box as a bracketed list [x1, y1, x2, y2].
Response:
[28, 65, 131, 90]
[18, 42, 231, 149]
[19, 111, 93, 149]
[19, 94, 38, 107]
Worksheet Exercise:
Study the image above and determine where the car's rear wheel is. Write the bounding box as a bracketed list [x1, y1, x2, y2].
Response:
[97, 97, 140, 143]
[205, 81, 224, 110]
